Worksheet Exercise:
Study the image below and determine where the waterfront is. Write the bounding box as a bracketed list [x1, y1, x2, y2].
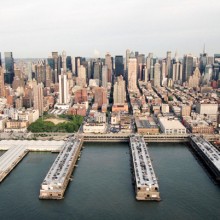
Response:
[0, 143, 219, 220]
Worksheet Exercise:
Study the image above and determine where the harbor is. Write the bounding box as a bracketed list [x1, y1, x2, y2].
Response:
[130, 134, 160, 201]
[189, 135, 220, 181]
[0, 133, 219, 201]
[39, 135, 83, 199]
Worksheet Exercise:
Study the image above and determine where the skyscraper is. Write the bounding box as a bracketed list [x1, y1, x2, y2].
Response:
[4, 52, 14, 84]
[45, 65, 52, 87]
[75, 57, 82, 76]
[172, 60, 183, 84]
[58, 55, 62, 75]
[153, 62, 161, 87]
[93, 60, 101, 82]
[183, 54, 194, 83]
[0, 52, 2, 66]
[52, 52, 59, 83]
[94, 87, 107, 108]
[77, 65, 86, 87]
[0, 66, 5, 97]
[137, 54, 145, 80]
[146, 53, 153, 81]
[66, 56, 72, 72]
[62, 51, 67, 73]
[128, 53, 138, 91]
[35, 60, 46, 85]
[125, 49, 130, 71]
[199, 51, 208, 73]
[58, 72, 69, 104]
[166, 51, 172, 79]
[33, 82, 44, 116]
[115, 56, 124, 77]
[101, 65, 108, 88]
[105, 52, 112, 83]
[113, 75, 126, 104]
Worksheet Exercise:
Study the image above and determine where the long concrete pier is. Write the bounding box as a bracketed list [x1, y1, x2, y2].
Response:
[39, 135, 84, 199]
[130, 135, 160, 201]
[0, 145, 28, 182]
[0, 140, 65, 151]
[0, 140, 65, 183]
[189, 135, 220, 181]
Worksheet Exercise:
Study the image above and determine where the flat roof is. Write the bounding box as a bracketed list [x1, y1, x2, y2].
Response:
[130, 135, 159, 188]
[41, 136, 83, 190]
[191, 136, 220, 171]
[0, 145, 28, 179]
[159, 117, 186, 130]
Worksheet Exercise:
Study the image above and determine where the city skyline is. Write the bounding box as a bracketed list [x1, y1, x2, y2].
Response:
[1, 0, 219, 58]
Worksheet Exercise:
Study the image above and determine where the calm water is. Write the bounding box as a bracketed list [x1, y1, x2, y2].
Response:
[0, 143, 219, 220]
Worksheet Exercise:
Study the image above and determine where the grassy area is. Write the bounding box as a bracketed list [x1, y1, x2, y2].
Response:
[28, 114, 83, 133]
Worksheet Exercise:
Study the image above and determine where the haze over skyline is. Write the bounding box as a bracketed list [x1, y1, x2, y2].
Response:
[0, 0, 219, 58]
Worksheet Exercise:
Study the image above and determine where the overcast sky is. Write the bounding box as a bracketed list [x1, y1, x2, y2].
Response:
[0, 0, 219, 58]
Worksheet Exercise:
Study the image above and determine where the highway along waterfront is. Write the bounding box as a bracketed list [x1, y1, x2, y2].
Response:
[0, 142, 220, 220]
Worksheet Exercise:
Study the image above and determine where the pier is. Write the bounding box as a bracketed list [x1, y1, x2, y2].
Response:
[0, 145, 28, 182]
[130, 134, 160, 201]
[189, 135, 220, 181]
[39, 135, 83, 199]
[0, 140, 65, 151]
[83, 133, 189, 143]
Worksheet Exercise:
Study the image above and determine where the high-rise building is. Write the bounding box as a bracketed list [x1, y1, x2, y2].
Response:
[150, 58, 156, 81]
[74, 88, 88, 103]
[0, 66, 5, 97]
[75, 57, 82, 76]
[0, 52, 2, 66]
[154, 62, 161, 87]
[128, 53, 138, 91]
[183, 54, 194, 83]
[4, 52, 14, 84]
[25, 61, 32, 80]
[33, 82, 44, 116]
[199, 51, 208, 73]
[101, 65, 108, 88]
[58, 55, 62, 75]
[66, 56, 72, 72]
[12, 68, 25, 90]
[202, 64, 213, 85]
[137, 54, 145, 80]
[172, 60, 183, 83]
[125, 49, 130, 71]
[161, 59, 166, 83]
[115, 56, 124, 77]
[105, 52, 112, 83]
[77, 65, 86, 87]
[93, 61, 101, 82]
[62, 51, 67, 73]
[146, 53, 153, 81]
[94, 87, 107, 108]
[52, 52, 59, 83]
[35, 60, 46, 85]
[113, 75, 126, 104]
[188, 67, 200, 88]
[166, 51, 172, 79]
[58, 72, 69, 104]
[45, 65, 52, 87]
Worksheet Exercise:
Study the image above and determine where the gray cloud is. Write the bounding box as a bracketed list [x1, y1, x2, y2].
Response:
[0, 0, 219, 58]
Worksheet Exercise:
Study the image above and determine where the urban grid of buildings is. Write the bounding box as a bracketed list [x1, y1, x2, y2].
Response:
[0, 49, 220, 200]
[0, 49, 220, 136]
